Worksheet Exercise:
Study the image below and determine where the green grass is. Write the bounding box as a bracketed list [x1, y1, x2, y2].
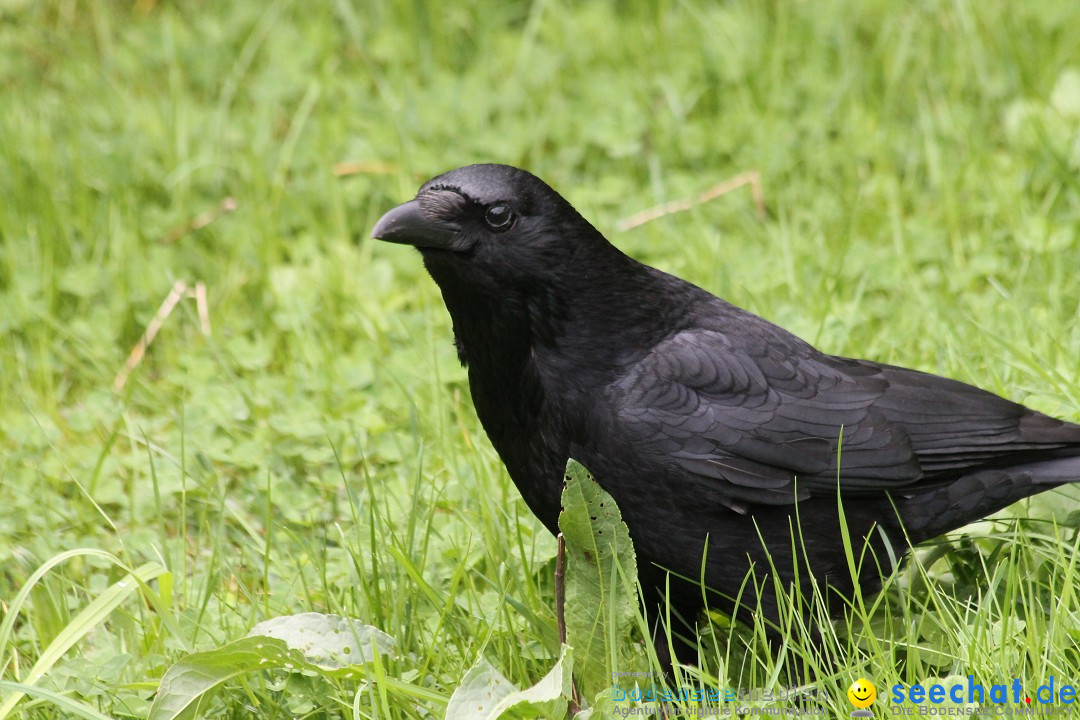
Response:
[2, 0, 1079, 717]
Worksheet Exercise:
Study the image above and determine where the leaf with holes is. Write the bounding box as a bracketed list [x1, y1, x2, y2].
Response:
[249, 612, 396, 668]
[445, 645, 572, 720]
[558, 458, 639, 702]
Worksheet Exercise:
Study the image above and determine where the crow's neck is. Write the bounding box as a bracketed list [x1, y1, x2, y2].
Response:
[440, 286, 535, 384]
[422, 243, 691, 533]
[430, 245, 687, 391]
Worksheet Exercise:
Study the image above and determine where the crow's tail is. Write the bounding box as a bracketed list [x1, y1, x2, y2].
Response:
[900, 453, 1080, 543]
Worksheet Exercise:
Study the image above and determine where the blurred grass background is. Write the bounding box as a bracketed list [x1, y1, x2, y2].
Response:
[2, 0, 1079, 717]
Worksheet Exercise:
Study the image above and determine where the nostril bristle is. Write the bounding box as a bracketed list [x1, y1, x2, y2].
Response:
[419, 188, 469, 219]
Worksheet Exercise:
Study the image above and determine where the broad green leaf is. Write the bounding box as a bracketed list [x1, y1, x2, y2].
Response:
[444, 658, 518, 720]
[148, 614, 396, 720]
[445, 645, 572, 720]
[558, 459, 639, 702]
[249, 612, 396, 668]
[148, 637, 291, 720]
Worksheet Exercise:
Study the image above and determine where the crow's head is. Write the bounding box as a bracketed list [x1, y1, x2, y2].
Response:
[372, 164, 606, 289]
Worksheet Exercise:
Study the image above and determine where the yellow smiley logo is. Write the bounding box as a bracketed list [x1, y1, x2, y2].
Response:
[848, 678, 877, 709]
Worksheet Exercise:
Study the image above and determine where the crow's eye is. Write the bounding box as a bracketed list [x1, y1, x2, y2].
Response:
[484, 204, 514, 232]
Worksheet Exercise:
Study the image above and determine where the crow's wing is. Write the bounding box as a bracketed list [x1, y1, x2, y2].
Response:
[602, 328, 1074, 511]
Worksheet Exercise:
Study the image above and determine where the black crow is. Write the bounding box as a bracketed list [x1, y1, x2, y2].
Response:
[372, 163, 1080, 661]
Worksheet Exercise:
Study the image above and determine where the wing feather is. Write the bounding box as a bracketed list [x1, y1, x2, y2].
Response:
[601, 328, 1078, 509]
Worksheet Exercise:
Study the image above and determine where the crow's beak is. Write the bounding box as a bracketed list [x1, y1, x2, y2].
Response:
[371, 199, 459, 249]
